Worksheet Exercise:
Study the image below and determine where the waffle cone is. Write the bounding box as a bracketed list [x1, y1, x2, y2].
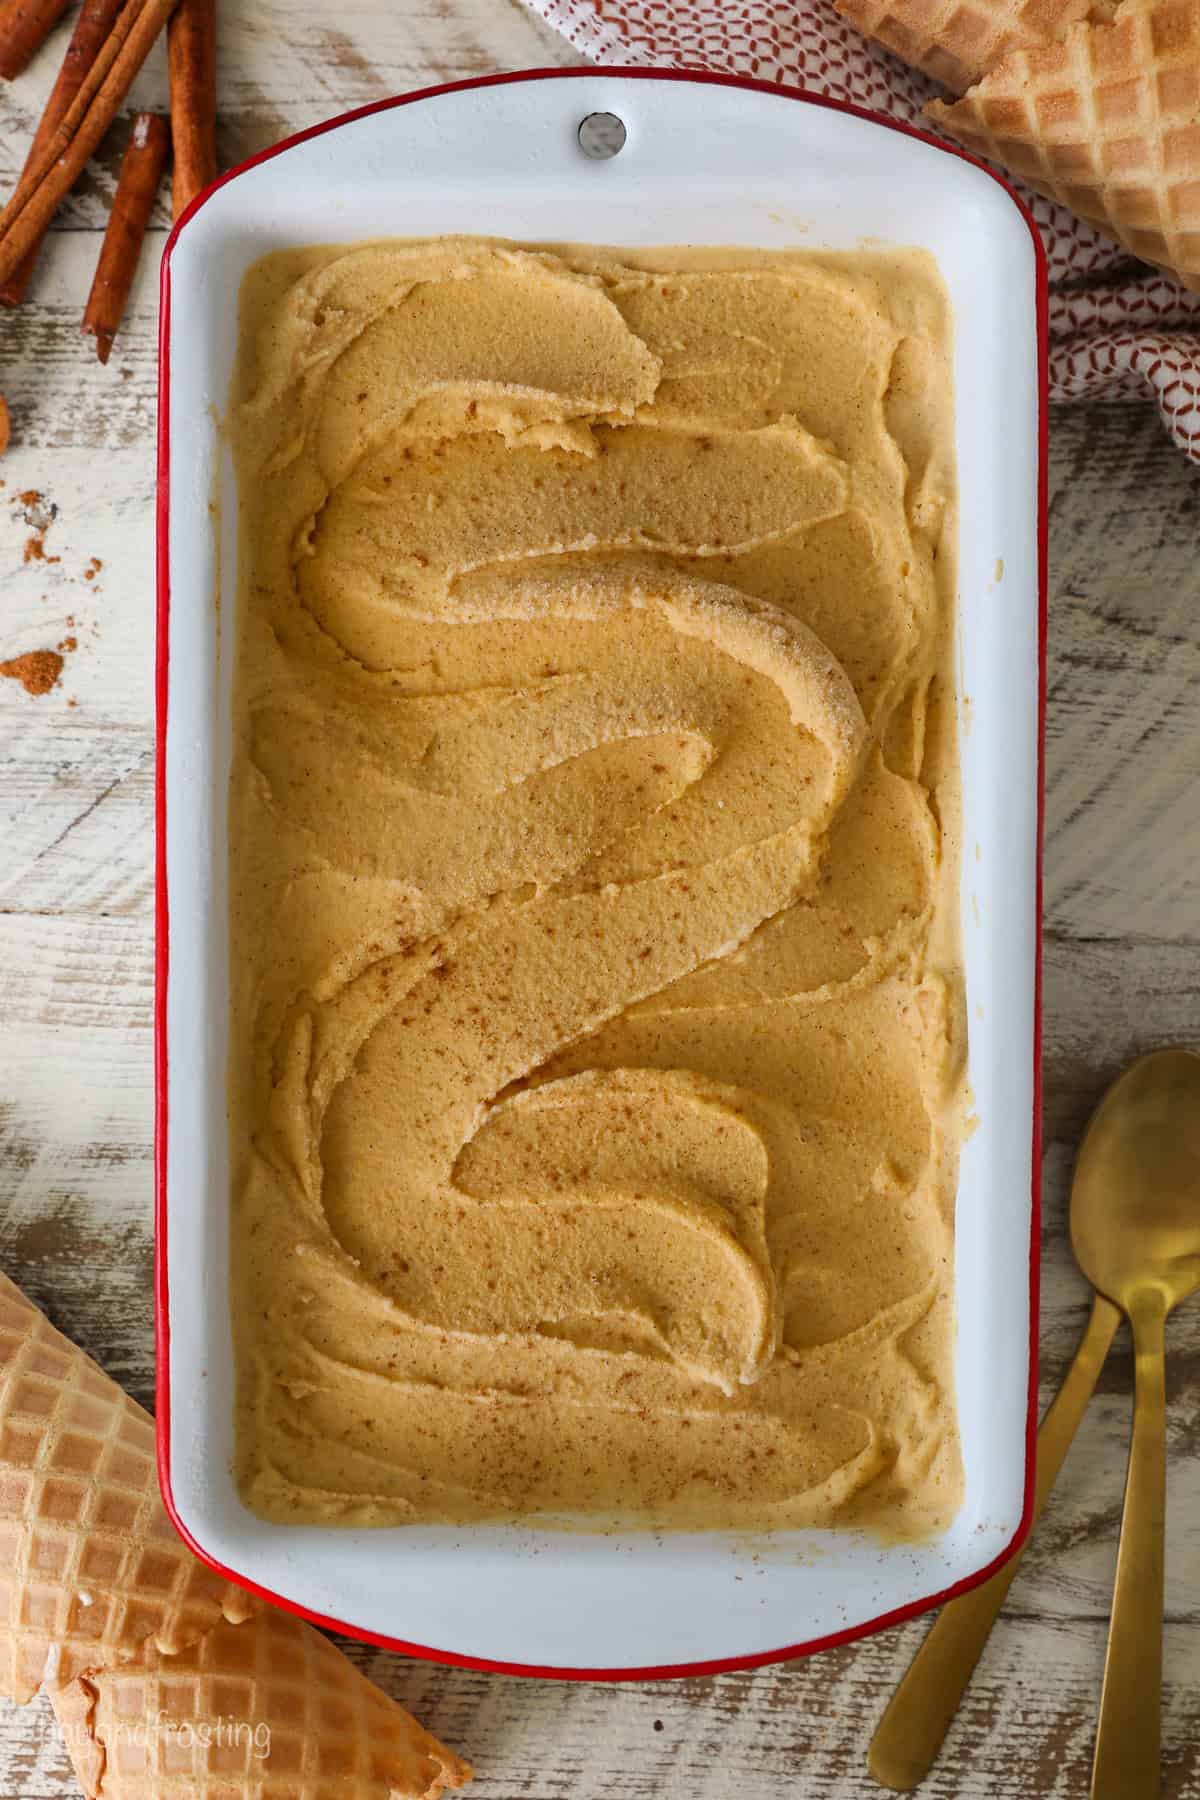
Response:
[49, 1607, 472, 1799]
[833, 0, 1111, 91]
[928, 0, 1200, 287]
[0, 1273, 252, 1704]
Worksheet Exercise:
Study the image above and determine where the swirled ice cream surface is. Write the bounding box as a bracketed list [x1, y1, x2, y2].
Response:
[229, 238, 965, 1534]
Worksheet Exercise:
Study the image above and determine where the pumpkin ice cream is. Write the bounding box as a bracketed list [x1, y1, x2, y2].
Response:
[228, 238, 965, 1535]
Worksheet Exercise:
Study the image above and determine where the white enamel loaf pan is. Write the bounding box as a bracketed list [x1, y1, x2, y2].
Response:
[156, 68, 1045, 1678]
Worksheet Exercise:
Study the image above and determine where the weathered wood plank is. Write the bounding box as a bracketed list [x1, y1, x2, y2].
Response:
[2, 1613, 1199, 1798]
[357, 1620, 1200, 1798]
[0, 271, 161, 450]
[1042, 938, 1200, 1143]
[1043, 408, 1200, 945]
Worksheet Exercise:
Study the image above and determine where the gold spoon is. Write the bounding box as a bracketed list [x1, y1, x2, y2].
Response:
[868, 1047, 1200, 1793]
[1072, 1046, 1200, 1799]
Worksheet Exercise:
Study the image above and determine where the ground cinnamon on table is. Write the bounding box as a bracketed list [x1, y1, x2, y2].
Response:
[0, 394, 9, 457]
[0, 0, 73, 80]
[0, 0, 128, 307]
[0, 0, 182, 292]
[82, 110, 170, 363]
[0, 648, 63, 695]
[167, 0, 215, 217]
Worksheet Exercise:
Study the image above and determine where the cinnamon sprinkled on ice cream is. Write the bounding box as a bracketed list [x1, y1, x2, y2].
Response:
[229, 238, 965, 1536]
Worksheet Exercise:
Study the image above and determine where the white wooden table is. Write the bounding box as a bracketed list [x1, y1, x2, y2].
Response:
[1, 3, 1198, 1794]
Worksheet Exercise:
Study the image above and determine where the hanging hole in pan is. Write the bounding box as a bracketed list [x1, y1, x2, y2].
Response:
[578, 112, 627, 160]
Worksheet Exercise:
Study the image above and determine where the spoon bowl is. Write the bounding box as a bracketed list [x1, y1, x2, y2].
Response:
[1070, 1047, 1200, 1315]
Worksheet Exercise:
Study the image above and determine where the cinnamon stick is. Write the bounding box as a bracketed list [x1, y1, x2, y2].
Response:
[0, 0, 128, 307]
[0, 0, 181, 292]
[167, 0, 215, 218]
[0, 0, 73, 80]
[81, 110, 169, 363]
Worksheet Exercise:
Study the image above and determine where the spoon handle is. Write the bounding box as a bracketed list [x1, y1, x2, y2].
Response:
[867, 1293, 1122, 1793]
[1091, 1291, 1168, 1800]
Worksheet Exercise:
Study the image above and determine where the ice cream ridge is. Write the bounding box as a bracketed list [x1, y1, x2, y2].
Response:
[229, 237, 966, 1536]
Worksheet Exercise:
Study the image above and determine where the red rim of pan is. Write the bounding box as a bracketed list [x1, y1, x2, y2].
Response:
[155, 64, 1048, 1682]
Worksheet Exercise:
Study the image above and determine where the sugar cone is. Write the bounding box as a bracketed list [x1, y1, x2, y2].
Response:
[833, 0, 1111, 92]
[49, 1607, 472, 1799]
[928, 0, 1200, 288]
[0, 1273, 252, 1703]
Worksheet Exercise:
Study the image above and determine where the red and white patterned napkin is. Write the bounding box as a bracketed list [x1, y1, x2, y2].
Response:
[523, 0, 1200, 461]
